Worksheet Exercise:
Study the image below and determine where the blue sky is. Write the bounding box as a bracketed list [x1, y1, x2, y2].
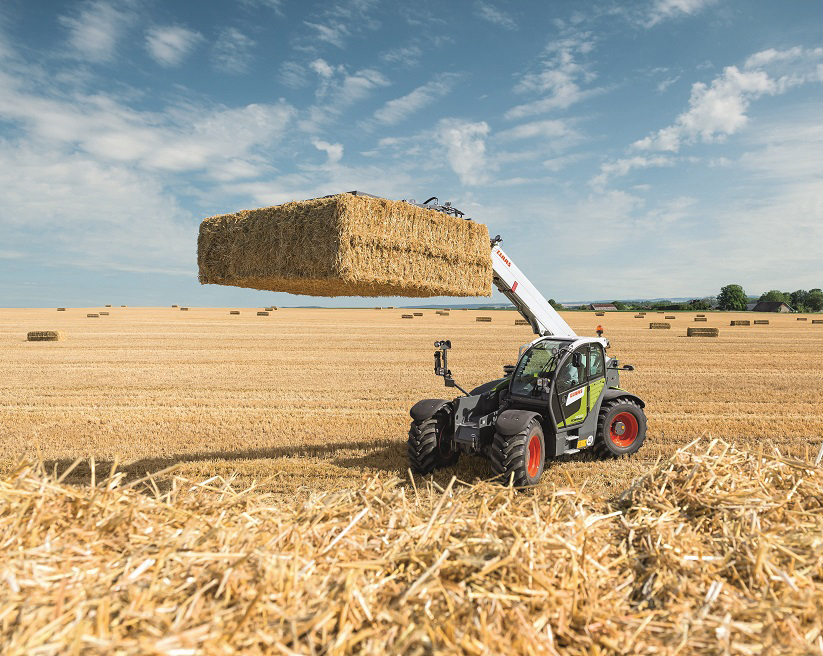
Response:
[0, 0, 821, 307]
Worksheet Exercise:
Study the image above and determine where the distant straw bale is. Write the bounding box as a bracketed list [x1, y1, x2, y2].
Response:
[87, 314, 99, 318]
[813, 319, 823, 324]
[688, 327, 720, 337]
[754, 319, 769, 325]
[26, 331, 64, 342]
[515, 319, 529, 325]
[257, 311, 270, 316]
[230, 311, 240, 315]
[2, 440, 823, 654]
[634, 314, 643, 318]
[730, 320, 750, 326]
[413, 312, 423, 316]
[665, 315, 676, 319]
[595, 312, 604, 316]
[476, 316, 492, 322]
[180, 307, 189, 311]
[172, 305, 179, 308]
[99, 312, 109, 316]
[696, 313, 705, 317]
[105, 305, 112, 307]
[797, 317, 808, 321]
[198, 194, 492, 298]
[694, 317, 708, 322]
[649, 322, 670, 329]
[401, 314, 414, 319]
[56, 308, 66, 311]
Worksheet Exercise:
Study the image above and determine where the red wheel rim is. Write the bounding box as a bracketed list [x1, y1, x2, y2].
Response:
[610, 412, 639, 448]
[527, 434, 541, 478]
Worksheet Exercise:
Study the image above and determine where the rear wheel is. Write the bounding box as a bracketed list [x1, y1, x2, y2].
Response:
[597, 398, 647, 457]
[490, 418, 545, 487]
[408, 411, 459, 475]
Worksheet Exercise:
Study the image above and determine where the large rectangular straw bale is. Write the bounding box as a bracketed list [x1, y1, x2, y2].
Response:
[665, 315, 676, 319]
[730, 320, 750, 326]
[688, 327, 719, 337]
[694, 317, 708, 322]
[57, 308, 67, 311]
[649, 322, 670, 329]
[812, 319, 823, 324]
[27, 331, 65, 341]
[476, 316, 492, 322]
[797, 317, 808, 321]
[754, 319, 769, 325]
[197, 194, 492, 298]
[595, 312, 604, 316]
[515, 319, 529, 325]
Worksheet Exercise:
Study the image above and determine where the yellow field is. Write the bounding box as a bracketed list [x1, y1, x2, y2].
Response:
[2, 306, 822, 498]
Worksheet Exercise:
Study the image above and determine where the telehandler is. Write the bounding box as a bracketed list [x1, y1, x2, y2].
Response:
[405, 196, 647, 487]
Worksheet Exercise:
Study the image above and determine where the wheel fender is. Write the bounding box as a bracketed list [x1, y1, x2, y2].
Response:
[602, 388, 645, 408]
[495, 409, 541, 437]
[410, 399, 452, 423]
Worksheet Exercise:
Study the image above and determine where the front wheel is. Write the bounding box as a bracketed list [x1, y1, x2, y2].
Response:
[597, 398, 647, 457]
[408, 412, 459, 475]
[490, 418, 546, 487]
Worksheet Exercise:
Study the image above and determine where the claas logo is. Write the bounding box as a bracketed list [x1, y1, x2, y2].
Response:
[494, 250, 511, 266]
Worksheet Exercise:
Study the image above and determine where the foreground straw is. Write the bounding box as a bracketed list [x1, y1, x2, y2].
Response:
[2, 440, 821, 654]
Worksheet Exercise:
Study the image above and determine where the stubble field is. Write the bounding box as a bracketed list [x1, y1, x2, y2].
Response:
[2, 306, 822, 499]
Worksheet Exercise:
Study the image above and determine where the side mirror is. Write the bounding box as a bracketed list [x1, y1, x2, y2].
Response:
[572, 352, 583, 368]
[503, 364, 515, 376]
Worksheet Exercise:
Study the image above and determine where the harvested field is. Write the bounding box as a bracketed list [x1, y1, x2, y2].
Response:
[2, 439, 823, 654]
[1, 308, 822, 501]
[197, 194, 492, 298]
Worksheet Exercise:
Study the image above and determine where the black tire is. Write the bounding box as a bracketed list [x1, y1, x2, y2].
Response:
[490, 418, 545, 487]
[597, 398, 647, 457]
[408, 411, 459, 475]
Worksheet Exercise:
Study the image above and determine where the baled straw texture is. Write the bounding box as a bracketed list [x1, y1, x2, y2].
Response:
[26, 331, 64, 342]
[56, 308, 67, 311]
[754, 319, 770, 325]
[664, 315, 676, 319]
[649, 322, 670, 329]
[797, 317, 808, 321]
[476, 316, 492, 322]
[230, 310, 241, 315]
[731, 320, 751, 326]
[515, 319, 529, 325]
[198, 194, 492, 298]
[694, 317, 708, 322]
[87, 313, 99, 318]
[2, 440, 822, 654]
[401, 314, 414, 319]
[813, 320, 823, 324]
[688, 327, 720, 337]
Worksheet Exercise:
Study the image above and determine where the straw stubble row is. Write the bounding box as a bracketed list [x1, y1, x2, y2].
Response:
[1, 440, 821, 654]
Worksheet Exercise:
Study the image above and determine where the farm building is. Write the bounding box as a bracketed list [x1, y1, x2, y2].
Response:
[589, 303, 617, 311]
[750, 301, 794, 313]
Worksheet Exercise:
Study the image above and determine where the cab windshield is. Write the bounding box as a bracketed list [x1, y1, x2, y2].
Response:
[510, 339, 569, 397]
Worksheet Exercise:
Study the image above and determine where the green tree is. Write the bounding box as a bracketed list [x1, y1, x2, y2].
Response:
[808, 290, 823, 312]
[611, 300, 627, 311]
[790, 290, 809, 311]
[718, 284, 748, 311]
[548, 298, 565, 311]
[759, 290, 790, 304]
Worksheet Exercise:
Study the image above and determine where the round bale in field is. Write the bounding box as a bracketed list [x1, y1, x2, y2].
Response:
[27, 331, 65, 342]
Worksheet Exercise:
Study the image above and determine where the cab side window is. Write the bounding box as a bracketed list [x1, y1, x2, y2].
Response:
[588, 344, 605, 379]
[556, 347, 587, 393]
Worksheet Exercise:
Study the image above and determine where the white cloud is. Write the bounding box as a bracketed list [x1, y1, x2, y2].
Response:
[313, 139, 344, 165]
[505, 31, 601, 120]
[304, 21, 349, 48]
[634, 48, 823, 152]
[497, 119, 572, 140]
[0, 68, 294, 179]
[58, 0, 134, 63]
[475, 2, 517, 30]
[436, 119, 491, 186]
[279, 61, 308, 88]
[645, 0, 717, 27]
[371, 74, 457, 125]
[656, 75, 680, 92]
[146, 26, 203, 67]
[590, 155, 675, 188]
[211, 28, 256, 74]
[380, 45, 422, 67]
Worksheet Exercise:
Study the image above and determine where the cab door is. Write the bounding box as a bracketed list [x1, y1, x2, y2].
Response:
[555, 346, 589, 428]
[587, 343, 606, 412]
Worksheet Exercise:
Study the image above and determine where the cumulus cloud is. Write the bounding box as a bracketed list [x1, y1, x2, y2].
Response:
[436, 118, 491, 186]
[313, 139, 343, 165]
[59, 0, 134, 63]
[634, 48, 823, 152]
[371, 73, 457, 126]
[505, 31, 601, 120]
[145, 26, 203, 67]
[211, 27, 256, 74]
[475, 2, 517, 30]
